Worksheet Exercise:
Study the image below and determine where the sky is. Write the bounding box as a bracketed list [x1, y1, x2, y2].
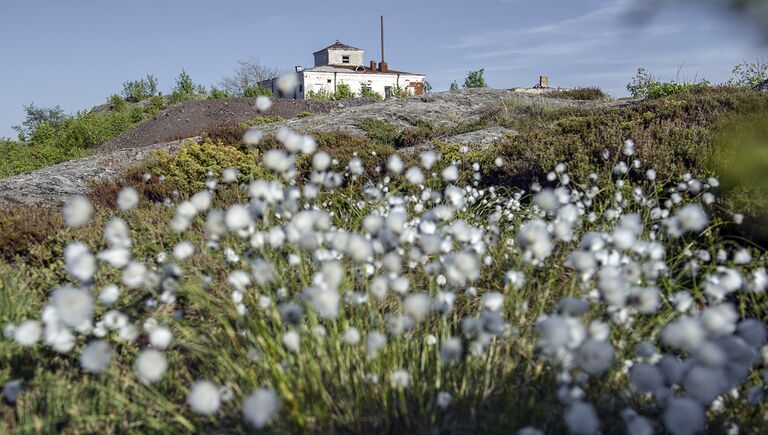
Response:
[0, 0, 766, 138]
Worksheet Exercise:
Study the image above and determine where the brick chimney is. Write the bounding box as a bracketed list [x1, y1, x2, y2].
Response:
[370, 60, 377, 72]
[378, 61, 388, 73]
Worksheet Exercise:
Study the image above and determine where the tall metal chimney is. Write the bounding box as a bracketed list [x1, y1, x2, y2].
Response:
[378, 15, 388, 73]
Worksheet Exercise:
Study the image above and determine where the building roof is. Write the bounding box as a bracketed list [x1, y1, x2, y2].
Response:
[313, 41, 363, 54]
[302, 65, 425, 76]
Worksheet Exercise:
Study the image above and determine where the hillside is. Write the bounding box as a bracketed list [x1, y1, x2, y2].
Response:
[0, 89, 613, 205]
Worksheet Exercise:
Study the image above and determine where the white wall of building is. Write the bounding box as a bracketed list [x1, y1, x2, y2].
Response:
[301, 71, 424, 99]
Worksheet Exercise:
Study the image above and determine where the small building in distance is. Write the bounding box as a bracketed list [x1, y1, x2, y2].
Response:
[260, 40, 426, 99]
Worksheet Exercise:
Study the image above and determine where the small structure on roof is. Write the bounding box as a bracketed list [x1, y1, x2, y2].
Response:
[260, 17, 425, 99]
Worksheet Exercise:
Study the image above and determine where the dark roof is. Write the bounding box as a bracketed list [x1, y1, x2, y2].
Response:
[313, 41, 363, 54]
[305, 65, 424, 76]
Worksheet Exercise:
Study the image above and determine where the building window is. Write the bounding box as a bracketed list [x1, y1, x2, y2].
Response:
[327, 79, 332, 83]
[342, 55, 350, 64]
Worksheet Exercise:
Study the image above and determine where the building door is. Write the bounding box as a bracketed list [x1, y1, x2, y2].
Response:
[384, 86, 392, 99]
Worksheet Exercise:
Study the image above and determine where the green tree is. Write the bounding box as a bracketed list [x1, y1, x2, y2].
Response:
[121, 75, 158, 102]
[463, 69, 487, 88]
[424, 81, 433, 94]
[174, 70, 195, 95]
[449, 81, 459, 91]
[12, 103, 68, 140]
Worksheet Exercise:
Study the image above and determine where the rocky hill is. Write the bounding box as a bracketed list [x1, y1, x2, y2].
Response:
[0, 89, 612, 206]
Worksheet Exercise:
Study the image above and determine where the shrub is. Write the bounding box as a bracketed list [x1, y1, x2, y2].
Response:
[728, 59, 768, 88]
[334, 83, 354, 100]
[546, 87, 610, 101]
[355, 118, 399, 146]
[208, 87, 231, 99]
[108, 94, 127, 111]
[203, 123, 247, 147]
[627, 67, 709, 99]
[121, 75, 158, 102]
[0, 205, 63, 262]
[486, 86, 768, 190]
[450, 81, 459, 91]
[306, 89, 333, 101]
[463, 69, 487, 88]
[147, 96, 165, 116]
[243, 86, 273, 97]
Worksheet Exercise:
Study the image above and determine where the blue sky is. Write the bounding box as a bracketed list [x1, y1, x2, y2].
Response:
[0, 0, 765, 138]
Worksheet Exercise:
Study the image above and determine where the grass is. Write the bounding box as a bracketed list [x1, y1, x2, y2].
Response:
[1, 86, 768, 433]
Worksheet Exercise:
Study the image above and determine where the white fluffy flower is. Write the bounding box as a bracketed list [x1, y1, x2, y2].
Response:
[242, 388, 279, 429]
[663, 398, 705, 435]
[564, 401, 600, 435]
[52, 286, 94, 328]
[98, 284, 120, 306]
[342, 327, 361, 345]
[187, 380, 221, 416]
[65, 243, 97, 283]
[387, 154, 404, 174]
[63, 195, 93, 228]
[122, 262, 147, 289]
[80, 340, 112, 373]
[226, 204, 252, 231]
[255, 95, 272, 112]
[13, 320, 42, 346]
[390, 369, 410, 388]
[135, 349, 168, 384]
[173, 241, 195, 260]
[149, 326, 173, 349]
[283, 330, 300, 352]
[117, 187, 139, 211]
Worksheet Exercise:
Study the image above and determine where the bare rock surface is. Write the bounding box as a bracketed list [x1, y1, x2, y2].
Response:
[258, 88, 592, 137]
[0, 138, 197, 206]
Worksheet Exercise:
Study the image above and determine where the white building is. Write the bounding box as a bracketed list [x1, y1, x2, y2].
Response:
[260, 41, 425, 99]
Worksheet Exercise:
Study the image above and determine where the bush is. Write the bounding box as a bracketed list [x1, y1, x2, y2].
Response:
[121, 75, 158, 102]
[208, 87, 231, 99]
[108, 94, 127, 111]
[355, 118, 399, 146]
[1, 106, 152, 177]
[484, 87, 768, 190]
[728, 59, 768, 88]
[307, 88, 334, 101]
[546, 87, 610, 101]
[334, 83, 354, 100]
[243, 86, 273, 97]
[0, 205, 63, 263]
[463, 69, 487, 88]
[147, 96, 165, 116]
[627, 67, 709, 99]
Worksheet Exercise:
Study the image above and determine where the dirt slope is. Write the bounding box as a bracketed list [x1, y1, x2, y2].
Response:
[100, 97, 377, 151]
